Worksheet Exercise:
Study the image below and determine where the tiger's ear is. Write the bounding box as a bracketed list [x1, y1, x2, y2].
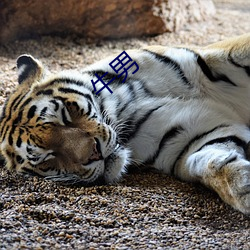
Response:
[17, 55, 44, 86]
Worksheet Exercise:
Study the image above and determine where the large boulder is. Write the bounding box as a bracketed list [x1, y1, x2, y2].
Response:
[0, 0, 215, 44]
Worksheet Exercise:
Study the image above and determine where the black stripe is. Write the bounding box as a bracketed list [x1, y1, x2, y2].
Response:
[40, 165, 55, 173]
[40, 107, 48, 117]
[16, 110, 23, 125]
[27, 105, 37, 119]
[228, 51, 250, 77]
[61, 108, 71, 125]
[16, 136, 22, 148]
[0, 106, 11, 136]
[19, 128, 24, 136]
[116, 84, 136, 118]
[117, 101, 129, 118]
[139, 81, 155, 97]
[0, 155, 6, 166]
[1, 92, 29, 139]
[196, 55, 217, 81]
[0, 101, 7, 123]
[180, 47, 238, 87]
[90, 113, 97, 119]
[8, 114, 23, 145]
[58, 87, 95, 105]
[224, 155, 237, 165]
[128, 83, 137, 99]
[26, 145, 33, 154]
[12, 94, 26, 111]
[22, 167, 43, 177]
[16, 155, 24, 164]
[8, 132, 13, 145]
[20, 97, 33, 110]
[27, 155, 40, 162]
[145, 126, 183, 165]
[85, 102, 92, 116]
[143, 50, 191, 86]
[49, 78, 86, 87]
[71, 101, 80, 111]
[171, 124, 230, 175]
[58, 87, 84, 96]
[196, 135, 247, 153]
[35, 108, 48, 122]
[13, 117, 19, 126]
[6, 150, 12, 157]
[125, 105, 163, 142]
[89, 70, 124, 85]
[50, 100, 59, 112]
[36, 89, 54, 96]
[106, 128, 112, 146]
[16, 128, 24, 148]
[0, 94, 26, 134]
[196, 55, 236, 86]
[49, 77, 93, 96]
[54, 96, 68, 103]
[1, 125, 9, 142]
[8, 114, 20, 145]
[0, 115, 8, 138]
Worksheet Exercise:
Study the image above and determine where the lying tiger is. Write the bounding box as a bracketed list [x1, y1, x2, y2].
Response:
[1, 34, 250, 214]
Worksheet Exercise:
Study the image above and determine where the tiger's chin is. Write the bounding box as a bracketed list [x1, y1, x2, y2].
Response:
[104, 145, 130, 184]
[45, 145, 130, 186]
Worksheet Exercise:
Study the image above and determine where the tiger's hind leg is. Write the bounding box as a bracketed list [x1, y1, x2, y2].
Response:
[175, 142, 250, 214]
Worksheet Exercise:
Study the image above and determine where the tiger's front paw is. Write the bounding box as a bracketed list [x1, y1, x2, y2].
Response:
[206, 156, 250, 214]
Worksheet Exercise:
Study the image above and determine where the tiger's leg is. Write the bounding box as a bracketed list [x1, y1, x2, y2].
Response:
[175, 143, 250, 214]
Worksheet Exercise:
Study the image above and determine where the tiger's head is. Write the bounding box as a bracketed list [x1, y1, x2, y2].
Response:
[0, 55, 130, 185]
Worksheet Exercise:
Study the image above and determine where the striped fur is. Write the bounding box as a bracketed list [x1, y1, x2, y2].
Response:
[1, 33, 250, 214]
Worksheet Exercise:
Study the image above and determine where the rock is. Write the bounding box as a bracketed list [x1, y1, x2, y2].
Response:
[0, 0, 215, 44]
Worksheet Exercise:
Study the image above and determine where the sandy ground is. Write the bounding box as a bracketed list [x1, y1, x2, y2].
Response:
[0, 0, 250, 249]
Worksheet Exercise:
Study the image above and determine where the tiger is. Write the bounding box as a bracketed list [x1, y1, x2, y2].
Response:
[1, 33, 250, 214]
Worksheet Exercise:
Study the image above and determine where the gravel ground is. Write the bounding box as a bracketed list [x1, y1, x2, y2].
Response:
[0, 0, 250, 249]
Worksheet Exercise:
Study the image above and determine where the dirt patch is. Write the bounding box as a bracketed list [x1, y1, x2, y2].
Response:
[0, 0, 250, 249]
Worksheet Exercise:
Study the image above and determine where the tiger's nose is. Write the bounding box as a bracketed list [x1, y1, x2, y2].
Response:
[89, 138, 103, 161]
